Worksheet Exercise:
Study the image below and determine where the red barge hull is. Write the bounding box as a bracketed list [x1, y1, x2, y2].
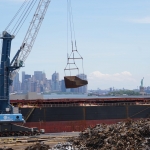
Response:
[23, 119, 137, 133]
[11, 97, 150, 133]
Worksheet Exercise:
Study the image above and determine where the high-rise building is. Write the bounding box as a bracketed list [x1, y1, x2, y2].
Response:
[25, 74, 31, 80]
[13, 72, 20, 92]
[51, 71, 60, 91]
[22, 71, 25, 83]
[71, 74, 88, 93]
[21, 71, 25, 91]
[61, 80, 66, 92]
[34, 71, 43, 81]
[21, 73, 32, 93]
[19, 70, 89, 94]
[42, 72, 46, 83]
[31, 82, 36, 92]
[23, 79, 30, 93]
[77, 74, 88, 93]
[110, 87, 113, 92]
[47, 79, 52, 92]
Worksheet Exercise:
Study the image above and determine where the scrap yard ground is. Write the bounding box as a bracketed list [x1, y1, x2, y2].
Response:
[1, 119, 150, 149]
[0, 132, 79, 150]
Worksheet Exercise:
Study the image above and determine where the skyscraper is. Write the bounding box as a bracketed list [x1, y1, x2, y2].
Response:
[78, 74, 88, 93]
[61, 80, 66, 92]
[51, 71, 60, 91]
[71, 74, 88, 93]
[21, 71, 25, 91]
[34, 71, 43, 81]
[22, 71, 25, 83]
[42, 71, 46, 83]
[25, 74, 31, 80]
[13, 72, 20, 92]
[23, 76, 32, 93]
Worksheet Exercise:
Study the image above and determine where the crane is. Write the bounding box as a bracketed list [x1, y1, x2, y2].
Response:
[0, 0, 51, 136]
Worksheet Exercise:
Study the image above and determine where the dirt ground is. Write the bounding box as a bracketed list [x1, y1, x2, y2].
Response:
[0, 132, 79, 150]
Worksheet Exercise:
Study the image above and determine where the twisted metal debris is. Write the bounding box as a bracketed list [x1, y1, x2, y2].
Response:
[25, 142, 75, 150]
[0, 148, 13, 150]
[50, 142, 75, 150]
[25, 142, 51, 150]
[7, 119, 150, 150]
[69, 119, 150, 150]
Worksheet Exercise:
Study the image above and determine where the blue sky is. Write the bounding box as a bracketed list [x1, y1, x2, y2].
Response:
[1, 0, 150, 90]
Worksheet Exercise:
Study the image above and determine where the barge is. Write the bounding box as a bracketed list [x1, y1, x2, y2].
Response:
[10, 97, 150, 133]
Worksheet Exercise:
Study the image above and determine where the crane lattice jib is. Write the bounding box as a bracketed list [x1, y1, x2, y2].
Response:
[18, 0, 51, 63]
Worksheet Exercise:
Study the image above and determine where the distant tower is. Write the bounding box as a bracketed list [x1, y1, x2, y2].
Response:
[77, 74, 88, 93]
[22, 71, 25, 83]
[141, 77, 144, 87]
[140, 77, 145, 94]
[21, 71, 25, 91]
[42, 71, 46, 83]
[13, 73, 20, 92]
[71, 74, 88, 93]
[34, 71, 43, 81]
[51, 71, 60, 91]
[61, 80, 66, 92]
[110, 87, 112, 92]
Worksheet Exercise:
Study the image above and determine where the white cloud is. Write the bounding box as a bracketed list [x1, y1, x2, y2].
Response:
[88, 71, 135, 82]
[128, 17, 150, 24]
[87, 71, 137, 89]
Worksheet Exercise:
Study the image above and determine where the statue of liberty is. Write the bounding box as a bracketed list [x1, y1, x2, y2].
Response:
[141, 77, 144, 87]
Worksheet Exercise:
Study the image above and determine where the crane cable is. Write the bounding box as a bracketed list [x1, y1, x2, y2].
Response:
[66, 0, 85, 77]
[66, 0, 79, 75]
[5, 0, 28, 32]
[5, 0, 37, 36]
[67, 0, 71, 76]
[68, 0, 75, 47]
[12, 0, 37, 36]
[14, 0, 37, 36]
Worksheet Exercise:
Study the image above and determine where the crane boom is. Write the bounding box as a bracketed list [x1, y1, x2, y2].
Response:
[11, 0, 51, 77]
[19, 0, 51, 62]
[0, 0, 51, 124]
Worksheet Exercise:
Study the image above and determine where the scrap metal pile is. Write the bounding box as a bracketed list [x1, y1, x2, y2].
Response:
[0, 148, 13, 150]
[25, 142, 51, 150]
[2, 119, 150, 150]
[25, 142, 75, 150]
[23, 119, 150, 150]
[69, 119, 150, 150]
[50, 142, 74, 150]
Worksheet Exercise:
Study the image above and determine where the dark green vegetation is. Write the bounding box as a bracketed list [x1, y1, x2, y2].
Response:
[108, 90, 140, 96]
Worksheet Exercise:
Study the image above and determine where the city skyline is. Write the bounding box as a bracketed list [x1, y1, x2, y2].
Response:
[15, 70, 144, 91]
[11, 71, 88, 93]
[1, 1, 150, 89]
